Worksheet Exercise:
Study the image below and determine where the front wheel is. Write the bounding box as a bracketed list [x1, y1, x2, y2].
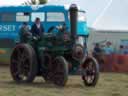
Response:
[81, 57, 99, 86]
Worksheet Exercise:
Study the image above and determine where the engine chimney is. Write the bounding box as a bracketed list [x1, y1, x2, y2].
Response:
[69, 4, 78, 40]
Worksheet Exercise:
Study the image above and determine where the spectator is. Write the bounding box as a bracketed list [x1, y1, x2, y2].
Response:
[123, 46, 128, 54]
[93, 43, 103, 56]
[119, 45, 125, 54]
[93, 43, 105, 71]
[104, 41, 114, 55]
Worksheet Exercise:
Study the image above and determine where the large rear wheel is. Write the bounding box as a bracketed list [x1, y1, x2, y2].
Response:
[81, 57, 99, 86]
[10, 44, 37, 83]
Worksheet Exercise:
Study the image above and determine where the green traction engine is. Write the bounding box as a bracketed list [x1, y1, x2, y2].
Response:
[10, 4, 99, 87]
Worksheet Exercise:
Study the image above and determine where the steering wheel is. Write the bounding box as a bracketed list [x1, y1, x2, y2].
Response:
[47, 23, 67, 33]
[47, 26, 57, 33]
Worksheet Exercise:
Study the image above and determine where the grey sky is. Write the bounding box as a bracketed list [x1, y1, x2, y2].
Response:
[0, 0, 127, 30]
[93, 0, 128, 30]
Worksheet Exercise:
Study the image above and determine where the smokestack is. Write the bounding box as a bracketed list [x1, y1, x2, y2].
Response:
[69, 4, 78, 40]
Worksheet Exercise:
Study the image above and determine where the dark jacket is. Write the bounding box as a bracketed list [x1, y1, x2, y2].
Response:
[20, 26, 30, 42]
[31, 24, 44, 37]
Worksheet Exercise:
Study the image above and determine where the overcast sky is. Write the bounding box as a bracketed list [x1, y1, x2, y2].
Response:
[0, 0, 128, 30]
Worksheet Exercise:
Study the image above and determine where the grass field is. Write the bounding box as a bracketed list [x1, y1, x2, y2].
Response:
[0, 66, 127, 96]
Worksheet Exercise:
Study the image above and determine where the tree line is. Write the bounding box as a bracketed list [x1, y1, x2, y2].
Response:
[23, 0, 47, 5]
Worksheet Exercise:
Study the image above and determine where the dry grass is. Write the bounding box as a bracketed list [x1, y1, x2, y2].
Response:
[0, 66, 128, 96]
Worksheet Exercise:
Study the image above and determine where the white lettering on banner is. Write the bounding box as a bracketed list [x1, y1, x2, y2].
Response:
[0, 25, 16, 32]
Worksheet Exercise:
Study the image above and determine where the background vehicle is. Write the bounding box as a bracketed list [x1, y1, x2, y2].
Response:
[0, 5, 86, 66]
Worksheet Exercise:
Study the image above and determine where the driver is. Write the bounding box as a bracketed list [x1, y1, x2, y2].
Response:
[19, 22, 32, 42]
[31, 17, 44, 37]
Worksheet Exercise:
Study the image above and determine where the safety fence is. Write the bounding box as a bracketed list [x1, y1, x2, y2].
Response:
[99, 54, 128, 73]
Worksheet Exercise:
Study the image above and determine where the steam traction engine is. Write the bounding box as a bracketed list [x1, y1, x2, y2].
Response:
[10, 4, 99, 86]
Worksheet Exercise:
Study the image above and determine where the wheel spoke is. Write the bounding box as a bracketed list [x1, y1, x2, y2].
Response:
[16, 48, 23, 58]
[86, 75, 94, 83]
[21, 50, 28, 59]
